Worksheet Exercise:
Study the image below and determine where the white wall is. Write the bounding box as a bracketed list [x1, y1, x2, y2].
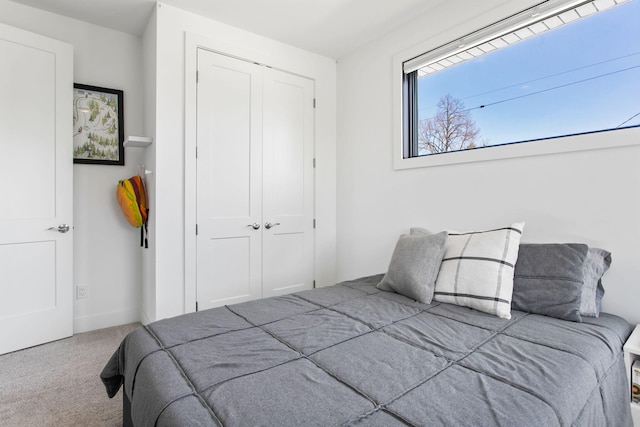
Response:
[141, 6, 158, 325]
[0, 0, 145, 332]
[336, 0, 640, 325]
[144, 3, 337, 321]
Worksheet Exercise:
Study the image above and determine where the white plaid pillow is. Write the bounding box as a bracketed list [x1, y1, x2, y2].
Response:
[433, 222, 524, 319]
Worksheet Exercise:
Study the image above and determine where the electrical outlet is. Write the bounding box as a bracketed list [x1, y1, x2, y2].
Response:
[77, 285, 89, 299]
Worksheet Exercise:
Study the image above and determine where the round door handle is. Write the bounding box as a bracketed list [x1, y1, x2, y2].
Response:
[48, 224, 71, 233]
[264, 222, 281, 229]
[248, 223, 261, 230]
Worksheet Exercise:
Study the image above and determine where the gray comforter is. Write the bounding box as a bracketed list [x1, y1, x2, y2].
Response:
[101, 274, 634, 426]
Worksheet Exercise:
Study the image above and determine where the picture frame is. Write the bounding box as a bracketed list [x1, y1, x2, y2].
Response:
[73, 83, 124, 165]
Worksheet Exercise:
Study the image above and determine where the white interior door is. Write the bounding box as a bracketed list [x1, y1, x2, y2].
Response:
[196, 49, 315, 309]
[0, 24, 73, 355]
[196, 49, 263, 309]
[262, 68, 314, 297]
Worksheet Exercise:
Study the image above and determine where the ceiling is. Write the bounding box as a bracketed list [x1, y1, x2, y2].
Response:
[9, 0, 446, 59]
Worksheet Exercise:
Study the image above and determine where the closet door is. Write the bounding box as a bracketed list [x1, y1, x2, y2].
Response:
[262, 68, 314, 297]
[196, 49, 263, 309]
[195, 49, 315, 310]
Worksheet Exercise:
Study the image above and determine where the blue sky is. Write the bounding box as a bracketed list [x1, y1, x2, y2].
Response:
[417, 0, 640, 148]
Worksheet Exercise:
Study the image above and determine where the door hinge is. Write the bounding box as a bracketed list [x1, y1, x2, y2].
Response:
[313, 280, 316, 288]
[196, 301, 199, 311]
[196, 224, 198, 235]
[313, 98, 316, 108]
[196, 70, 199, 83]
[313, 219, 316, 229]
[313, 158, 316, 168]
[196, 146, 198, 158]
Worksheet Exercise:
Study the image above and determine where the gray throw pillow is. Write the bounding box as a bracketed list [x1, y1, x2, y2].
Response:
[410, 227, 431, 236]
[377, 231, 448, 304]
[580, 248, 611, 317]
[512, 243, 588, 322]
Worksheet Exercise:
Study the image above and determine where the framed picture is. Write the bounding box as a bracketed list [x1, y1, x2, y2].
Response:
[73, 84, 124, 165]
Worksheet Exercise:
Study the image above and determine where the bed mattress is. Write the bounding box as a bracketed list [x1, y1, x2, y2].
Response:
[101, 274, 634, 426]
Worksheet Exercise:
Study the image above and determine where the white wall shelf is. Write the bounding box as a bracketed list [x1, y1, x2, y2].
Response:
[124, 136, 153, 148]
[624, 324, 640, 426]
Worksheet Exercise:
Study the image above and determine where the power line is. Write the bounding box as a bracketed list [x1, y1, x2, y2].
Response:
[418, 50, 640, 114]
[465, 64, 640, 113]
[461, 51, 640, 104]
[617, 112, 640, 128]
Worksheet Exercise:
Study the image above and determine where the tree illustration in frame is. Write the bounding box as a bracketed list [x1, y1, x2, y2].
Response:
[73, 84, 124, 165]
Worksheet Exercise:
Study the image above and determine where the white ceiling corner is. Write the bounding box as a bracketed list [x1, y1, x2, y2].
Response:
[8, 0, 446, 58]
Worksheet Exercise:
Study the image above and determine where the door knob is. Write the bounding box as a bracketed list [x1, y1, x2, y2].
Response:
[48, 224, 71, 233]
[248, 223, 261, 230]
[264, 222, 281, 229]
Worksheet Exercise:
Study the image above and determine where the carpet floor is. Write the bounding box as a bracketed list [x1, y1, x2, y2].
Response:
[0, 323, 139, 426]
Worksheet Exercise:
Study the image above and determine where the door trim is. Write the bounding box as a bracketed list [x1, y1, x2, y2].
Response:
[184, 33, 317, 313]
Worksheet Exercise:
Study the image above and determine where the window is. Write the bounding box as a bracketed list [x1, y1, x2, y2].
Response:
[399, 0, 640, 165]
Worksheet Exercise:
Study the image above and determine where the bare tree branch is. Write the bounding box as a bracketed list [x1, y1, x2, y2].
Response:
[418, 94, 481, 154]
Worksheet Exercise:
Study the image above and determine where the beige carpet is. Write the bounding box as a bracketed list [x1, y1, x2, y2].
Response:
[0, 323, 139, 427]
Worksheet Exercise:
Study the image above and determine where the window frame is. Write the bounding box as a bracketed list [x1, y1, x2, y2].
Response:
[393, 0, 640, 170]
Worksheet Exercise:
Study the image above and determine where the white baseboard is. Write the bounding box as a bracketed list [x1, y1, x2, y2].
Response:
[73, 308, 140, 333]
[140, 309, 152, 326]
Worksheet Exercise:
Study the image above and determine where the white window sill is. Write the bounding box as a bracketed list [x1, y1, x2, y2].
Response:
[393, 126, 640, 170]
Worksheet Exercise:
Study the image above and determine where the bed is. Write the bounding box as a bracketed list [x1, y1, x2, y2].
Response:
[101, 226, 635, 426]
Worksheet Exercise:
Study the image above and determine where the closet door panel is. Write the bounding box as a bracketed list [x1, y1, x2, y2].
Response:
[196, 50, 263, 309]
[198, 237, 253, 303]
[207, 67, 252, 219]
[262, 69, 315, 297]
